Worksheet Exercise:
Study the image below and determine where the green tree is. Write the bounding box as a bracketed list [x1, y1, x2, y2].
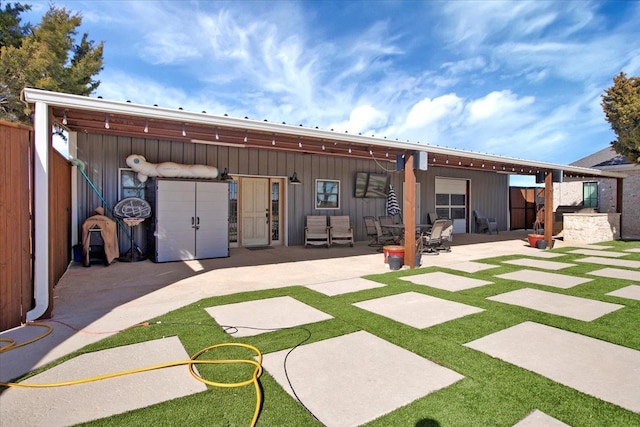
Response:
[0, 4, 104, 122]
[601, 72, 640, 164]
[0, 2, 32, 49]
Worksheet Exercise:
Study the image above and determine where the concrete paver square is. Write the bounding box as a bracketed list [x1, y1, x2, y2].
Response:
[305, 277, 385, 296]
[588, 268, 640, 282]
[262, 330, 464, 427]
[205, 296, 333, 337]
[444, 261, 499, 273]
[465, 321, 640, 413]
[487, 288, 624, 321]
[566, 244, 613, 250]
[524, 251, 567, 259]
[607, 285, 640, 301]
[400, 271, 493, 291]
[567, 249, 628, 258]
[353, 291, 484, 329]
[0, 337, 206, 426]
[575, 256, 640, 269]
[495, 269, 592, 289]
[625, 248, 640, 253]
[502, 258, 576, 271]
[513, 410, 571, 427]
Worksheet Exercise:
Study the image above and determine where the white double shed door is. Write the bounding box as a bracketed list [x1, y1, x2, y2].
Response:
[153, 179, 229, 262]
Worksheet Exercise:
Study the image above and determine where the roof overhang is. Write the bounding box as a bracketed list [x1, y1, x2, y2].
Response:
[22, 88, 626, 179]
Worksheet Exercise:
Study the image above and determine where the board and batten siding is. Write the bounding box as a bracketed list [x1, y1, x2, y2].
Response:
[76, 133, 398, 251]
[413, 166, 509, 231]
[75, 133, 509, 251]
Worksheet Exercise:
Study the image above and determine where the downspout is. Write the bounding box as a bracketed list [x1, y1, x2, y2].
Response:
[27, 101, 50, 321]
[69, 131, 79, 247]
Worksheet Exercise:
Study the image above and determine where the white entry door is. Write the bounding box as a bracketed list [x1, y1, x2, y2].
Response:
[241, 177, 270, 246]
[435, 178, 468, 234]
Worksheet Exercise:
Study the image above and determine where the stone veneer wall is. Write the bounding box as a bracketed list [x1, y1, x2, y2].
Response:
[563, 213, 621, 244]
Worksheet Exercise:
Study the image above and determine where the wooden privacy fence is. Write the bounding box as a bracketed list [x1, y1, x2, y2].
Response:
[509, 187, 543, 230]
[1, 120, 33, 330]
[0, 120, 71, 331]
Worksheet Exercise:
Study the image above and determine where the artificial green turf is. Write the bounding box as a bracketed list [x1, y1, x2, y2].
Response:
[30, 241, 640, 425]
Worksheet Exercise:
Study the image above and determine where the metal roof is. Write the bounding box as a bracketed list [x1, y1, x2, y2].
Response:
[22, 88, 626, 179]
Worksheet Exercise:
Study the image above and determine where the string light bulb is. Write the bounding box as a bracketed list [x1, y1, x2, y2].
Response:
[62, 111, 67, 125]
[144, 119, 149, 133]
[104, 115, 110, 129]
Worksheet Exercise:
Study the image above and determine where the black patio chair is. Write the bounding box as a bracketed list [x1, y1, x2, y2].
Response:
[473, 210, 498, 234]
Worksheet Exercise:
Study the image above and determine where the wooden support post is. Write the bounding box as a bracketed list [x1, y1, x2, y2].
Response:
[544, 171, 554, 248]
[404, 152, 416, 268]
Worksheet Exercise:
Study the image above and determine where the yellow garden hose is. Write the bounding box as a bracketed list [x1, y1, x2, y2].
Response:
[0, 322, 53, 353]
[0, 324, 264, 427]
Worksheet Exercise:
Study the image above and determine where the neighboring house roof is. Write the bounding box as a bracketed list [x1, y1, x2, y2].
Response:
[571, 146, 637, 172]
[22, 88, 625, 179]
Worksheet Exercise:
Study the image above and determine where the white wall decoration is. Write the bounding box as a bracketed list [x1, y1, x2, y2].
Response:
[125, 154, 218, 182]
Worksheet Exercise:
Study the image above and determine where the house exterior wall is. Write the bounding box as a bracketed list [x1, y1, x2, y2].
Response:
[621, 171, 640, 239]
[75, 133, 510, 251]
[417, 166, 509, 232]
[556, 173, 639, 240]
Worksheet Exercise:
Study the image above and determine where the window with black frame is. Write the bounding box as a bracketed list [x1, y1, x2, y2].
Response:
[315, 179, 340, 209]
[119, 169, 146, 199]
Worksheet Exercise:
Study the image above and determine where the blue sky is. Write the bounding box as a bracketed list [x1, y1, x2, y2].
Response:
[25, 1, 640, 185]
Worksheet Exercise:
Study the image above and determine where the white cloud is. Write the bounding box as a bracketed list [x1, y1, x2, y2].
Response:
[343, 105, 388, 134]
[41, 0, 635, 167]
[466, 90, 535, 125]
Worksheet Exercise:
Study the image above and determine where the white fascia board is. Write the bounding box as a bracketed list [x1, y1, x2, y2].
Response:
[22, 88, 626, 179]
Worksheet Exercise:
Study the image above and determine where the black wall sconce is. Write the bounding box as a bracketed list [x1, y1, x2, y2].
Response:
[219, 168, 233, 181]
[289, 172, 302, 184]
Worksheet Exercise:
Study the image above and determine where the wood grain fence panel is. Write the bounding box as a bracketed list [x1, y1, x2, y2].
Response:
[48, 146, 71, 317]
[0, 121, 32, 330]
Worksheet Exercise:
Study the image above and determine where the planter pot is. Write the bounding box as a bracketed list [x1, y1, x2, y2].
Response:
[527, 234, 545, 248]
[388, 255, 403, 270]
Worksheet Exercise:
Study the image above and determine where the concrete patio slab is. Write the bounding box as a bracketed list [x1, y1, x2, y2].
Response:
[565, 244, 613, 250]
[502, 258, 576, 271]
[513, 410, 571, 427]
[588, 268, 640, 282]
[0, 336, 206, 426]
[567, 249, 628, 258]
[261, 330, 464, 427]
[574, 256, 640, 269]
[487, 288, 624, 321]
[495, 269, 592, 289]
[522, 251, 567, 259]
[399, 271, 493, 291]
[465, 321, 640, 413]
[607, 285, 640, 301]
[443, 261, 499, 273]
[353, 291, 484, 329]
[205, 296, 333, 337]
[305, 277, 385, 296]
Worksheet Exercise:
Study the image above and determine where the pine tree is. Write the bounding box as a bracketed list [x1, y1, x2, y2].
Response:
[601, 72, 640, 164]
[0, 4, 104, 122]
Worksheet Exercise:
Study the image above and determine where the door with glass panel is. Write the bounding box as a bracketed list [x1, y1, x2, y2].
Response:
[435, 178, 468, 234]
[239, 177, 283, 247]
